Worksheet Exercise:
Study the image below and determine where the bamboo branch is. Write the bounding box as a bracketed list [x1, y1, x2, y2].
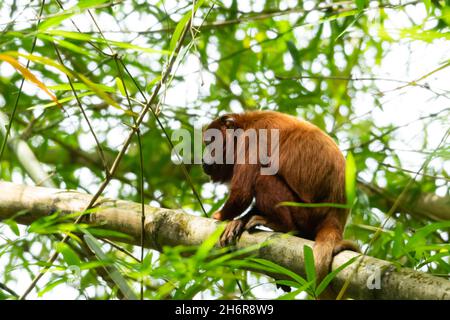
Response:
[0, 181, 449, 300]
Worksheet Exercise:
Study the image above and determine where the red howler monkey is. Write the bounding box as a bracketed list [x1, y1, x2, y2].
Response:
[202, 110, 357, 297]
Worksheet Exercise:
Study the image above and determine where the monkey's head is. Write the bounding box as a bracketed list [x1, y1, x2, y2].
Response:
[202, 114, 240, 183]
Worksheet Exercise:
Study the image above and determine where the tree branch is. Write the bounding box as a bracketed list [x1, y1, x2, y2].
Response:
[359, 181, 450, 221]
[0, 181, 449, 300]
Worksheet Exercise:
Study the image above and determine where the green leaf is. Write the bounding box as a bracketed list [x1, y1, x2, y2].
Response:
[38, 278, 66, 297]
[42, 30, 93, 41]
[28, 92, 96, 110]
[45, 30, 171, 55]
[37, 34, 95, 57]
[194, 224, 225, 261]
[83, 233, 138, 300]
[56, 242, 81, 266]
[169, 15, 191, 52]
[355, 0, 367, 11]
[2, 219, 20, 236]
[405, 221, 450, 252]
[169, 0, 206, 51]
[146, 76, 162, 92]
[279, 202, 351, 209]
[141, 252, 153, 273]
[392, 223, 405, 258]
[38, 0, 110, 31]
[316, 256, 359, 296]
[423, 0, 432, 14]
[303, 245, 316, 289]
[286, 41, 301, 73]
[48, 83, 114, 92]
[345, 152, 357, 207]
[250, 258, 307, 286]
[417, 251, 450, 269]
[87, 228, 132, 240]
[116, 77, 126, 96]
[77, 0, 110, 10]
[274, 280, 304, 288]
[79, 260, 109, 270]
[204, 244, 260, 268]
[39, 13, 75, 31]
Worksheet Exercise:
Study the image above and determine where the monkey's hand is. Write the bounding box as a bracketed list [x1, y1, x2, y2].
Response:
[212, 210, 243, 246]
[219, 219, 246, 247]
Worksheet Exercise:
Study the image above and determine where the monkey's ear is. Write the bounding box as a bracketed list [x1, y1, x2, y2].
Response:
[220, 115, 236, 129]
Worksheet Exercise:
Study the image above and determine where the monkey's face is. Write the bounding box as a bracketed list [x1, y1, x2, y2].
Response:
[202, 114, 237, 183]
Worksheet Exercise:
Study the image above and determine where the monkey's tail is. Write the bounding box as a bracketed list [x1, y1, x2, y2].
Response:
[313, 230, 358, 300]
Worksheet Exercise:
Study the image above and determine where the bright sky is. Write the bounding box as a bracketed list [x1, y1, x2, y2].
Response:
[0, 0, 448, 300]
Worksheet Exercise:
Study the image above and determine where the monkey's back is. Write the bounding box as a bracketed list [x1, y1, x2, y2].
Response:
[238, 111, 346, 206]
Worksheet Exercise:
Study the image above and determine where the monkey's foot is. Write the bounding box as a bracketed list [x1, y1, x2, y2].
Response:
[219, 219, 246, 247]
[244, 215, 268, 231]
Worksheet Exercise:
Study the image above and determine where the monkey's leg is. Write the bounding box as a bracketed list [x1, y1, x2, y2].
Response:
[250, 174, 297, 232]
[249, 174, 300, 293]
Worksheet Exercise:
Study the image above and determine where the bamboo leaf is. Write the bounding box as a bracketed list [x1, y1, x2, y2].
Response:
[83, 233, 138, 300]
[169, 0, 206, 51]
[39, 13, 75, 31]
[56, 242, 81, 266]
[250, 258, 308, 286]
[115, 77, 126, 96]
[28, 92, 96, 110]
[38, 0, 110, 31]
[279, 202, 351, 209]
[37, 34, 96, 57]
[303, 245, 316, 290]
[355, 0, 367, 11]
[77, 0, 110, 10]
[316, 256, 359, 296]
[345, 152, 357, 207]
[194, 224, 225, 261]
[45, 30, 171, 55]
[0, 53, 61, 106]
[48, 83, 114, 92]
[405, 221, 450, 251]
[2, 219, 20, 236]
[38, 279, 66, 297]
[7, 51, 126, 111]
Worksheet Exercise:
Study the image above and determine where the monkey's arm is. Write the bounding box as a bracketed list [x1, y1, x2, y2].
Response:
[212, 164, 258, 221]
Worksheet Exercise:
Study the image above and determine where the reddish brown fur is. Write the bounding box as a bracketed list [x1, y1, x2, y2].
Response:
[202, 111, 357, 298]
